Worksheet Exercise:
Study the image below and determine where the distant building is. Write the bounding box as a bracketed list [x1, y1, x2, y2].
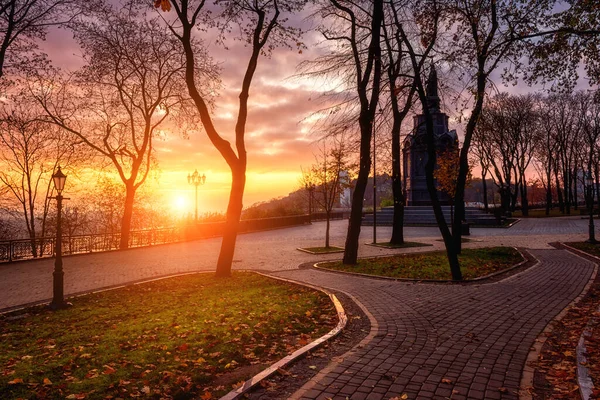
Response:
[402, 66, 458, 206]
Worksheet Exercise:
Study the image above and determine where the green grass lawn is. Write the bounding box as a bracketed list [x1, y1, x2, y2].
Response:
[319, 247, 523, 280]
[566, 242, 600, 257]
[0, 272, 337, 399]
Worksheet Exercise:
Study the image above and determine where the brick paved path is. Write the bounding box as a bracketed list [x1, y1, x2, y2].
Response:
[272, 249, 595, 400]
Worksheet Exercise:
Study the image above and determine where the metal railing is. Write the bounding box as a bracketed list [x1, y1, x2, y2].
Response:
[0, 214, 311, 263]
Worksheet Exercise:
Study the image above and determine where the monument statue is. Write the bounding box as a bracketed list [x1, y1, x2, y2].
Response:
[402, 66, 458, 206]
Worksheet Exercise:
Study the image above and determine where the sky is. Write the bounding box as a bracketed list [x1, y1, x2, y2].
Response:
[41, 17, 330, 216]
[35, 3, 594, 217]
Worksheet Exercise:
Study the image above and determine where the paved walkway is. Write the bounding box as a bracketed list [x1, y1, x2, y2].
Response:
[1, 216, 598, 399]
[278, 249, 595, 399]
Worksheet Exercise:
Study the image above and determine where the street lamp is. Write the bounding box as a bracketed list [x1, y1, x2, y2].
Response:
[187, 169, 206, 223]
[586, 170, 596, 244]
[305, 183, 315, 222]
[49, 166, 70, 310]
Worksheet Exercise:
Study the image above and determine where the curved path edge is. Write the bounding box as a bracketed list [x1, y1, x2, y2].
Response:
[220, 272, 349, 400]
[288, 289, 379, 400]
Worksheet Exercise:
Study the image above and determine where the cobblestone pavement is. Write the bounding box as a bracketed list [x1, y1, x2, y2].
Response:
[275, 249, 596, 400]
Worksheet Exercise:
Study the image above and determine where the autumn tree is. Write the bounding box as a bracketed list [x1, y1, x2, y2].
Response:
[301, 135, 354, 248]
[526, 1, 600, 90]
[34, 6, 212, 249]
[155, 0, 308, 276]
[396, 0, 468, 276]
[435, 147, 472, 234]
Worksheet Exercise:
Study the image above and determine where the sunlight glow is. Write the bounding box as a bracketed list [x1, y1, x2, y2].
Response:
[171, 195, 189, 215]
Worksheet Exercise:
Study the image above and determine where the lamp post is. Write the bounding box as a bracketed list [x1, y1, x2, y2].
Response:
[187, 170, 206, 223]
[305, 183, 315, 222]
[49, 166, 70, 310]
[586, 170, 596, 244]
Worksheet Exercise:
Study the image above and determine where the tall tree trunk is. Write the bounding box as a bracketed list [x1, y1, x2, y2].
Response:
[119, 182, 136, 250]
[344, 122, 372, 264]
[216, 165, 245, 277]
[482, 171, 489, 212]
[426, 110, 461, 279]
[390, 119, 405, 245]
[509, 183, 517, 211]
[555, 167, 564, 213]
[521, 179, 529, 216]
[325, 211, 331, 248]
[545, 166, 552, 215]
[564, 167, 571, 214]
[574, 165, 579, 209]
[342, 0, 383, 265]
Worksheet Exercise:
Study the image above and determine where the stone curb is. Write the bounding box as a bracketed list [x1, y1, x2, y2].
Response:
[0, 271, 204, 315]
[364, 241, 434, 249]
[296, 247, 345, 255]
[312, 246, 531, 284]
[288, 288, 378, 400]
[220, 272, 348, 400]
[519, 242, 599, 400]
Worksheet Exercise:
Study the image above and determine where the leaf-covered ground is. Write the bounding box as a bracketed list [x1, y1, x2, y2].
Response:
[567, 241, 600, 258]
[319, 247, 523, 280]
[530, 242, 600, 399]
[531, 261, 600, 398]
[0, 272, 337, 399]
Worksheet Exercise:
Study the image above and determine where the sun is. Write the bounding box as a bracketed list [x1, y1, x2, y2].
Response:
[172, 196, 188, 213]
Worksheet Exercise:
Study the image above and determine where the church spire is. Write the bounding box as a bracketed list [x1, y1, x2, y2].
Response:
[426, 64, 441, 112]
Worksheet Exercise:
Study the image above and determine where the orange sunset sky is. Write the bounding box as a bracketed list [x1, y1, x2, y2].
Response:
[38, 11, 571, 216]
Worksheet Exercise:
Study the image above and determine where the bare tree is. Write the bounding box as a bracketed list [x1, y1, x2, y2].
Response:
[157, 0, 307, 276]
[304, 0, 384, 264]
[0, 96, 77, 255]
[0, 0, 81, 80]
[381, 0, 417, 245]
[474, 93, 538, 215]
[34, 7, 210, 249]
[301, 135, 355, 248]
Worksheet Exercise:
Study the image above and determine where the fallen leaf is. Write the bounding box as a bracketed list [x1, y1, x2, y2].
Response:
[8, 378, 23, 384]
[103, 365, 116, 375]
[43, 377, 52, 385]
[200, 391, 212, 400]
[177, 343, 189, 352]
[441, 378, 452, 384]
